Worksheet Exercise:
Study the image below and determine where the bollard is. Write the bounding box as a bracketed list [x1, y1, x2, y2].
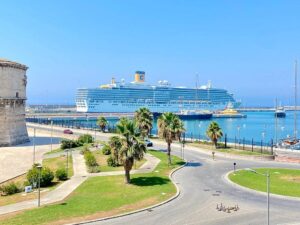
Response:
[212, 151, 215, 160]
[233, 162, 236, 172]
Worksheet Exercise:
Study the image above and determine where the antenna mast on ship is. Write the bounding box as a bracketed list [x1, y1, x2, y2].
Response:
[294, 60, 298, 140]
[195, 74, 199, 109]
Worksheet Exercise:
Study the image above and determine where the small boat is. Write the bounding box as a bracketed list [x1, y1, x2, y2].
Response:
[275, 107, 286, 118]
[213, 103, 246, 118]
[153, 110, 213, 120]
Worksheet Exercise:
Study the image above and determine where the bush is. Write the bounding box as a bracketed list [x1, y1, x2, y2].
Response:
[78, 134, 93, 145]
[84, 150, 100, 173]
[107, 156, 118, 167]
[84, 151, 98, 167]
[27, 165, 54, 187]
[102, 145, 111, 155]
[55, 168, 68, 181]
[88, 166, 100, 173]
[61, 139, 79, 150]
[0, 182, 21, 195]
[80, 144, 90, 155]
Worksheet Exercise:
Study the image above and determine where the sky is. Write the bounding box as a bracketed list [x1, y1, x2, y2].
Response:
[1, 0, 300, 106]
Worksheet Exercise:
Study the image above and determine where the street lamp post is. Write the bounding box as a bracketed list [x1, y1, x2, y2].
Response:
[33, 127, 36, 164]
[237, 126, 241, 147]
[50, 120, 53, 152]
[37, 164, 42, 207]
[246, 168, 270, 225]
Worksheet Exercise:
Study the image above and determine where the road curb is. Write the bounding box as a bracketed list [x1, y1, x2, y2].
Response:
[223, 169, 300, 202]
[68, 160, 187, 225]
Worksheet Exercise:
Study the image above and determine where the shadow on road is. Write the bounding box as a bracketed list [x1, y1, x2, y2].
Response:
[17, 136, 61, 147]
[130, 176, 170, 186]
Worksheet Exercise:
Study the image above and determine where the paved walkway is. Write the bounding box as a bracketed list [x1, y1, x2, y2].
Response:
[0, 149, 159, 215]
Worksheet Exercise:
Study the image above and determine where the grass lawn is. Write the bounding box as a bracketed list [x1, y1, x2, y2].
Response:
[0, 156, 73, 207]
[189, 142, 271, 156]
[43, 155, 73, 178]
[0, 150, 184, 225]
[229, 168, 300, 197]
[92, 150, 146, 172]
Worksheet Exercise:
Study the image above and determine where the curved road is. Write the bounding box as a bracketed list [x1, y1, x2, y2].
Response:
[89, 143, 300, 225]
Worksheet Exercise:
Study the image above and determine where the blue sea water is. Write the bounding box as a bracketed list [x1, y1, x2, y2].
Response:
[43, 111, 299, 144]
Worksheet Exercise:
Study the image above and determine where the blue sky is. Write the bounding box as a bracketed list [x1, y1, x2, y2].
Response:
[1, 0, 300, 106]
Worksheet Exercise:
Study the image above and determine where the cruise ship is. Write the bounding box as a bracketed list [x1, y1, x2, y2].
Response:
[76, 71, 240, 113]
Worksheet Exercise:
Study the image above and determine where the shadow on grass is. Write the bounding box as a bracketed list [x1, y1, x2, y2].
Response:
[130, 176, 170, 186]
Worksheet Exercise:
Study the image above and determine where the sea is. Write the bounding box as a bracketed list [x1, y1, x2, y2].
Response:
[30, 111, 299, 145]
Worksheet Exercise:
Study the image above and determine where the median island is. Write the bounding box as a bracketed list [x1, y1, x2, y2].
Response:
[0, 150, 184, 225]
[229, 168, 300, 198]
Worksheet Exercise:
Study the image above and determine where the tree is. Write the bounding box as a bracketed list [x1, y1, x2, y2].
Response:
[206, 121, 223, 149]
[108, 136, 122, 165]
[134, 107, 153, 139]
[157, 112, 185, 165]
[97, 116, 108, 132]
[117, 118, 147, 183]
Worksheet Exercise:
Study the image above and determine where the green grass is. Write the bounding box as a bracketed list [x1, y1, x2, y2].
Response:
[43, 155, 73, 178]
[229, 168, 300, 197]
[92, 150, 146, 172]
[0, 150, 184, 225]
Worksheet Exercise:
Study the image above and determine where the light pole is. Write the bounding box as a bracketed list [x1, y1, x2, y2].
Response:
[199, 122, 203, 142]
[50, 120, 53, 152]
[262, 132, 265, 151]
[237, 125, 241, 147]
[37, 164, 42, 207]
[245, 168, 270, 225]
[33, 127, 36, 164]
[66, 149, 69, 178]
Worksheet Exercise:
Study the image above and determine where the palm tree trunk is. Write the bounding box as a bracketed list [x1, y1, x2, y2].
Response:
[167, 142, 172, 165]
[125, 169, 131, 184]
[124, 158, 133, 183]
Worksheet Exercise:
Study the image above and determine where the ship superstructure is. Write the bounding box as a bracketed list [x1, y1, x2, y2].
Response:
[76, 71, 240, 113]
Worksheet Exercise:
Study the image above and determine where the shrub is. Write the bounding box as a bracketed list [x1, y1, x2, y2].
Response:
[88, 166, 100, 173]
[102, 144, 111, 155]
[27, 165, 54, 187]
[0, 182, 21, 195]
[80, 144, 90, 155]
[78, 134, 93, 145]
[61, 139, 79, 150]
[55, 168, 68, 181]
[84, 150, 100, 173]
[107, 156, 118, 167]
[84, 151, 98, 167]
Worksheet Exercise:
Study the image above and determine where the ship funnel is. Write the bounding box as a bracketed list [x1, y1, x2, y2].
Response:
[111, 77, 115, 84]
[135, 71, 145, 83]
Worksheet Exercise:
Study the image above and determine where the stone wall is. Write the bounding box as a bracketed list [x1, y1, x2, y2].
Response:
[0, 59, 29, 146]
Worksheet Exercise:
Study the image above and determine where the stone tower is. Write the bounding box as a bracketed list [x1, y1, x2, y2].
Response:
[0, 59, 29, 146]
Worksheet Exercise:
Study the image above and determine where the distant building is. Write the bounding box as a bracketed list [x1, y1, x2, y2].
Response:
[0, 59, 29, 146]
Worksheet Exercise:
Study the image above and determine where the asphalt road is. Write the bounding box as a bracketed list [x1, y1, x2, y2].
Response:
[88, 143, 300, 225]
[27, 124, 300, 225]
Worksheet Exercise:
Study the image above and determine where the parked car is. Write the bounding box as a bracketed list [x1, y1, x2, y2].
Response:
[63, 129, 73, 134]
[145, 139, 153, 147]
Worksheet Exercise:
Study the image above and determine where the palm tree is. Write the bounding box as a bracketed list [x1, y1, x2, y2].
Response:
[134, 107, 153, 139]
[117, 118, 147, 183]
[108, 136, 122, 166]
[157, 112, 185, 165]
[97, 116, 108, 132]
[206, 121, 223, 148]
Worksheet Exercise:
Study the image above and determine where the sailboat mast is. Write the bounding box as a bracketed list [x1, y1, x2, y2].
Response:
[275, 98, 278, 144]
[294, 60, 298, 140]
